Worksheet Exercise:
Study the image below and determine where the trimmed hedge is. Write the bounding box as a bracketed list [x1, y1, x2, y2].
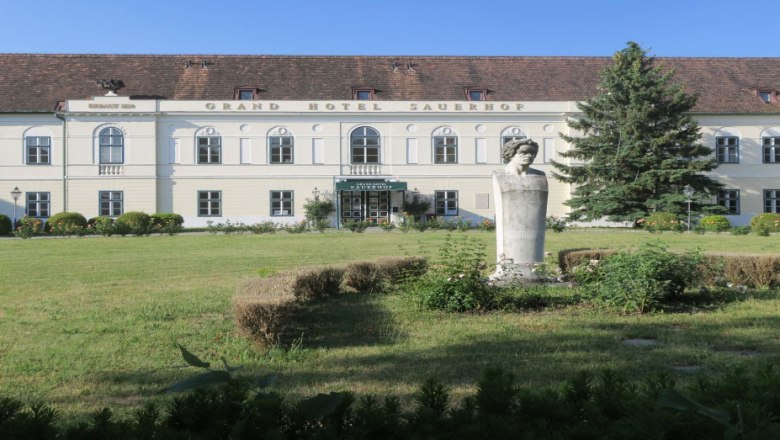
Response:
[45, 211, 87, 233]
[0, 214, 11, 235]
[234, 257, 428, 345]
[699, 215, 731, 232]
[750, 213, 780, 233]
[151, 213, 184, 228]
[558, 248, 616, 274]
[115, 211, 151, 235]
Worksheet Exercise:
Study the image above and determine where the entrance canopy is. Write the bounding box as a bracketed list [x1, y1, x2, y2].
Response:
[335, 179, 407, 191]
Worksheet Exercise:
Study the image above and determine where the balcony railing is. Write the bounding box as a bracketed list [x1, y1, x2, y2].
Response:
[346, 164, 383, 175]
[99, 164, 124, 176]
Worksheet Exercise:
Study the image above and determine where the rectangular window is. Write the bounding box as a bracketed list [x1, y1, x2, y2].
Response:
[475, 138, 487, 163]
[717, 189, 740, 215]
[353, 88, 375, 100]
[271, 190, 293, 216]
[198, 191, 221, 216]
[197, 136, 221, 164]
[240, 138, 252, 164]
[466, 88, 486, 101]
[99, 191, 123, 217]
[434, 136, 458, 163]
[26, 192, 50, 217]
[26, 136, 51, 165]
[238, 89, 255, 100]
[763, 137, 780, 163]
[313, 138, 324, 164]
[269, 136, 294, 164]
[406, 138, 418, 164]
[435, 190, 458, 216]
[765, 190, 780, 213]
[716, 136, 739, 163]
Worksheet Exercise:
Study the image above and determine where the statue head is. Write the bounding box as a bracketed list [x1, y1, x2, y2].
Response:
[501, 138, 539, 175]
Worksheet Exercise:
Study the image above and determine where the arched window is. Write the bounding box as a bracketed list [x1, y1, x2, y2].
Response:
[351, 126, 380, 164]
[433, 126, 458, 164]
[196, 127, 222, 164]
[268, 127, 294, 164]
[99, 127, 124, 164]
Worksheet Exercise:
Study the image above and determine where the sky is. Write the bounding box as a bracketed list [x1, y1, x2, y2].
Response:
[1, 0, 778, 57]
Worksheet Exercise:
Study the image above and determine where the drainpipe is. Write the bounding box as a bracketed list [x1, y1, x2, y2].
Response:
[54, 109, 67, 212]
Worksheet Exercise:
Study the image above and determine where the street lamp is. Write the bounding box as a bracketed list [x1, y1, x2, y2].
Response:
[683, 185, 695, 232]
[10, 186, 22, 228]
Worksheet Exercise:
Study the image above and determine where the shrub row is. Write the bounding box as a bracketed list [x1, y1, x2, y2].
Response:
[234, 256, 428, 345]
[561, 248, 780, 289]
[9, 211, 184, 238]
[644, 212, 780, 235]
[4, 364, 780, 439]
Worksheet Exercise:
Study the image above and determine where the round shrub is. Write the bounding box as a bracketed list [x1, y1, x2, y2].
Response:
[0, 214, 11, 235]
[644, 212, 683, 232]
[750, 213, 780, 234]
[115, 211, 151, 236]
[699, 215, 731, 233]
[151, 213, 184, 228]
[45, 212, 88, 235]
[88, 217, 115, 236]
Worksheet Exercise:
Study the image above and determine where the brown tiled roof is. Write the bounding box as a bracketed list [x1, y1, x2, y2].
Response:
[0, 54, 778, 113]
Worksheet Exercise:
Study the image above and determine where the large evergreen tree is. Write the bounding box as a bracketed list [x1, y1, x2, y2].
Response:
[551, 42, 722, 223]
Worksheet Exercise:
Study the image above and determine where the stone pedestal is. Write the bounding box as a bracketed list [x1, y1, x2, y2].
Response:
[490, 171, 548, 284]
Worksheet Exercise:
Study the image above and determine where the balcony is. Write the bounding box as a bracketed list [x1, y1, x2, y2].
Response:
[345, 164, 383, 175]
[99, 164, 124, 176]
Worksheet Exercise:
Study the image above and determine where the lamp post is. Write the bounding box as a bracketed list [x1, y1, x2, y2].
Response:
[683, 185, 694, 232]
[10, 186, 22, 229]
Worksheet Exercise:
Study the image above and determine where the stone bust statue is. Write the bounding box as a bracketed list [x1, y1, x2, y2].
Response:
[501, 138, 545, 176]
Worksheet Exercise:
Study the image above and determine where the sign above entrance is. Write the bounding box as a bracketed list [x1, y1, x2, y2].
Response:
[336, 180, 408, 191]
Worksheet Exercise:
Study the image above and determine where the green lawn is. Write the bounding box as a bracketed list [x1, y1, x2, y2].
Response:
[1, 229, 779, 420]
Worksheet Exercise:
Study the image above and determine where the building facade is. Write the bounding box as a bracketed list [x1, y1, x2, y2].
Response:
[1, 55, 778, 226]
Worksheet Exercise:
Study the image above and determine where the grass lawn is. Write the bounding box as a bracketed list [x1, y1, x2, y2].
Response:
[1, 229, 779, 420]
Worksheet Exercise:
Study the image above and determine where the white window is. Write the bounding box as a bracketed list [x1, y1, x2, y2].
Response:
[198, 191, 221, 216]
[406, 138, 418, 164]
[435, 190, 458, 216]
[270, 136, 294, 164]
[765, 190, 780, 213]
[716, 137, 739, 163]
[26, 192, 50, 217]
[99, 127, 124, 164]
[240, 138, 252, 164]
[763, 137, 780, 164]
[434, 136, 458, 163]
[271, 190, 293, 216]
[197, 136, 221, 164]
[99, 191, 123, 217]
[351, 126, 380, 164]
[26, 136, 51, 165]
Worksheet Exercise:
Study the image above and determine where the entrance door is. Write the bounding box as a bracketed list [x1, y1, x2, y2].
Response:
[340, 190, 390, 224]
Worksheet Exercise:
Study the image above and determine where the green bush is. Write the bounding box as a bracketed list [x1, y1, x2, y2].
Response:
[87, 217, 115, 236]
[411, 234, 495, 312]
[573, 242, 704, 313]
[342, 261, 384, 294]
[284, 221, 307, 234]
[644, 212, 683, 232]
[14, 217, 44, 238]
[0, 214, 11, 235]
[303, 197, 335, 223]
[115, 211, 152, 236]
[248, 221, 278, 234]
[558, 248, 617, 274]
[699, 215, 731, 232]
[292, 266, 346, 301]
[344, 219, 369, 233]
[730, 225, 751, 235]
[45, 212, 87, 235]
[150, 213, 184, 228]
[545, 216, 568, 232]
[750, 213, 780, 234]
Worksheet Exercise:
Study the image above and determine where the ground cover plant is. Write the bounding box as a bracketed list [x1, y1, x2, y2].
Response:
[1, 229, 779, 425]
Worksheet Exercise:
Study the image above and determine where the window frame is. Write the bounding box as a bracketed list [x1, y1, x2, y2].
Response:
[352, 88, 376, 100]
[717, 189, 740, 215]
[269, 136, 294, 164]
[350, 126, 381, 164]
[197, 136, 222, 164]
[270, 190, 294, 216]
[99, 191, 124, 217]
[758, 90, 775, 103]
[233, 87, 259, 100]
[763, 137, 780, 164]
[465, 88, 487, 101]
[99, 127, 124, 164]
[26, 136, 51, 165]
[433, 135, 458, 164]
[26, 192, 50, 218]
[715, 136, 740, 164]
[198, 190, 222, 217]
[765, 189, 780, 214]
[435, 190, 459, 216]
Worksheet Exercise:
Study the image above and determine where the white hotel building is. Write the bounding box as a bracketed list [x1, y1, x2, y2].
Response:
[0, 55, 778, 226]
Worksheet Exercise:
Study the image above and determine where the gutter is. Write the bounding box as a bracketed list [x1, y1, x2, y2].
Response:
[54, 106, 67, 212]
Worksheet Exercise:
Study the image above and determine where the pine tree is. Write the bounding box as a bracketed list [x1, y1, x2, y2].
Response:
[551, 42, 722, 223]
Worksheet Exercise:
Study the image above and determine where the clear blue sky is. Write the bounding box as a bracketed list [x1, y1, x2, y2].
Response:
[1, 0, 778, 57]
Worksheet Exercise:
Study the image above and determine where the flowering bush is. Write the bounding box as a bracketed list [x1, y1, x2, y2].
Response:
[46, 212, 87, 236]
[478, 219, 495, 231]
[14, 217, 43, 239]
[699, 215, 731, 233]
[643, 212, 683, 232]
[88, 217, 115, 236]
[750, 213, 780, 235]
